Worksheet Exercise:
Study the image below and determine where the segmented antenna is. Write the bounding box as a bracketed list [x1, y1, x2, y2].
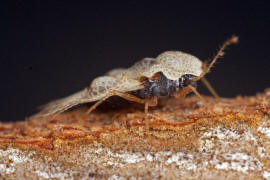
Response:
[193, 35, 239, 82]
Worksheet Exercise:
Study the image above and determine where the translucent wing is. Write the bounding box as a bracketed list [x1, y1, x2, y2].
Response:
[34, 88, 91, 117]
[35, 76, 118, 117]
[105, 59, 158, 92]
[125, 57, 172, 80]
[126, 58, 157, 78]
[34, 58, 161, 117]
[115, 76, 143, 92]
[106, 58, 161, 81]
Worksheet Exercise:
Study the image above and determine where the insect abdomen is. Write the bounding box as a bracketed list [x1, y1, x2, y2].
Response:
[131, 73, 179, 99]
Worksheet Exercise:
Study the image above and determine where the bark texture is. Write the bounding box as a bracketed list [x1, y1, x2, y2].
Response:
[0, 89, 270, 179]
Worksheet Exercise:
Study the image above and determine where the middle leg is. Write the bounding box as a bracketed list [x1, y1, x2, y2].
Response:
[112, 90, 158, 107]
[112, 91, 158, 123]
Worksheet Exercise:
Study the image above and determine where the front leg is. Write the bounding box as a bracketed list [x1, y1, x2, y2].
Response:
[171, 87, 192, 99]
[144, 96, 158, 114]
[172, 86, 205, 102]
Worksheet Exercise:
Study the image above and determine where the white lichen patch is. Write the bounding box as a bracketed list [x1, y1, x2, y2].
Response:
[0, 148, 77, 179]
[77, 144, 204, 174]
[108, 175, 126, 180]
[258, 146, 266, 158]
[258, 117, 270, 138]
[199, 125, 266, 175]
[83, 147, 147, 168]
[212, 152, 263, 173]
[258, 126, 270, 138]
[0, 164, 15, 174]
[263, 171, 270, 180]
[34, 170, 70, 179]
[33, 160, 76, 180]
[201, 126, 241, 141]
[166, 152, 197, 171]
[0, 148, 35, 174]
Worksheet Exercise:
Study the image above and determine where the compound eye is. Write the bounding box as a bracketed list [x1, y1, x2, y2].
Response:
[181, 74, 197, 87]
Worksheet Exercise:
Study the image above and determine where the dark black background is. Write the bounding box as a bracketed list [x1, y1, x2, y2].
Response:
[1, 1, 270, 122]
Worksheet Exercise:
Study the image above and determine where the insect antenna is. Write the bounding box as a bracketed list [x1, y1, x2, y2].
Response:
[192, 35, 239, 82]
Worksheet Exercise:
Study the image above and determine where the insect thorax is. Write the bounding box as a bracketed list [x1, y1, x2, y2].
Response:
[131, 72, 197, 99]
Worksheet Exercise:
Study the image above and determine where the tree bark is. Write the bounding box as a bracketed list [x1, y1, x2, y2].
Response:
[0, 89, 270, 179]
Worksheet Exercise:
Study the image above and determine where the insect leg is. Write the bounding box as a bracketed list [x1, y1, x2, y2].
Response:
[86, 95, 111, 114]
[143, 96, 158, 129]
[111, 90, 158, 122]
[87, 91, 158, 115]
[111, 91, 158, 126]
[111, 90, 157, 106]
[144, 96, 158, 114]
[188, 85, 205, 102]
[172, 87, 192, 99]
[201, 77, 220, 99]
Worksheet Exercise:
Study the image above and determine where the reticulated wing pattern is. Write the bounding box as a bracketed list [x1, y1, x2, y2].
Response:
[127, 58, 158, 78]
[115, 76, 144, 92]
[102, 58, 158, 92]
[105, 68, 127, 79]
[35, 88, 91, 117]
[35, 76, 119, 117]
[89, 76, 118, 98]
[156, 51, 203, 80]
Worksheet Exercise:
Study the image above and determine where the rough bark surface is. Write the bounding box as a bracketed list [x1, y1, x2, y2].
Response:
[1, 89, 270, 179]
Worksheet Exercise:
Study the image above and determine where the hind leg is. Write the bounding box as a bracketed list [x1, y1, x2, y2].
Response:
[87, 90, 158, 115]
[144, 96, 158, 114]
[187, 85, 205, 102]
[172, 87, 192, 99]
[143, 96, 159, 128]
[87, 95, 111, 114]
[111, 91, 158, 127]
[201, 77, 220, 99]
[172, 86, 205, 102]
[111, 91, 157, 107]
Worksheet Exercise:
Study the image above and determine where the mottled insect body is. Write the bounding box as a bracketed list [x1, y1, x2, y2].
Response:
[34, 36, 238, 117]
[132, 73, 197, 99]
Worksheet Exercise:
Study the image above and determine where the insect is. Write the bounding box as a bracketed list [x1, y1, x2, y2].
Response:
[34, 36, 238, 117]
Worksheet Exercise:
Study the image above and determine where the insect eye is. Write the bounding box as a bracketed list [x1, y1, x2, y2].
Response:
[181, 74, 197, 87]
